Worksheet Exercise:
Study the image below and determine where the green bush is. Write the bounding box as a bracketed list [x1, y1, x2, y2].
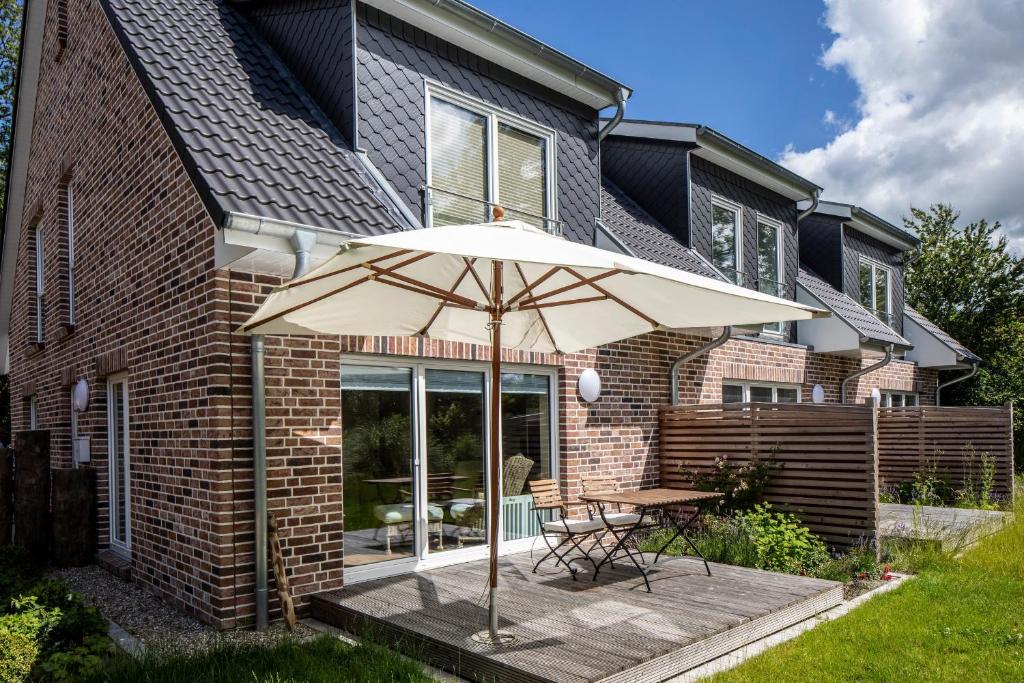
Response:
[735, 504, 830, 574]
[640, 515, 760, 569]
[0, 630, 38, 683]
[810, 541, 883, 582]
[682, 448, 782, 513]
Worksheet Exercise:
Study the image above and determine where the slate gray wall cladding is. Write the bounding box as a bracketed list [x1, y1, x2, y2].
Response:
[245, 0, 355, 143]
[690, 157, 800, 339]
[601, 137, 690, 241]
[843, 229, 905, 335]
[355, 5, 600, 244]
[799, 213, 844, 290]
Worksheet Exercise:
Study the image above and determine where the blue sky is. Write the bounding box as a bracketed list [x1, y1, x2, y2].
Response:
[470, 0, 858, 159]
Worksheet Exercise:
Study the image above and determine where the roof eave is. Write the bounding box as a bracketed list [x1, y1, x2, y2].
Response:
[362, 0, 631, 110]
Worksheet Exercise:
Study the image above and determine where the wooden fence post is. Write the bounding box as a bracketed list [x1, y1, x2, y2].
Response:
[0, 448, 12, 546]
[868, 398, 881, 559]
[14, 431, 50, 561]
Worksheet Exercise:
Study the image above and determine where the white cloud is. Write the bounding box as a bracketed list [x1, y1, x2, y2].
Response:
[780, 0, 1024, 253]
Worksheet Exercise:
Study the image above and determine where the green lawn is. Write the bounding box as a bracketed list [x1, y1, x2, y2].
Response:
[711, 495, 1024, 682]
[83, 635, 432, 683]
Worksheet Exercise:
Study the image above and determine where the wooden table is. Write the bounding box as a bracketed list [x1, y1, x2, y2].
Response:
[578, 487, 723, 592]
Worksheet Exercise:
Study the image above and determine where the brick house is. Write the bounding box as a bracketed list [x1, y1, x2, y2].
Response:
[0, 0, 977, 630]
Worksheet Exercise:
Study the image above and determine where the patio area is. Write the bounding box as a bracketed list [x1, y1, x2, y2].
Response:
[311, 550, 842, 683]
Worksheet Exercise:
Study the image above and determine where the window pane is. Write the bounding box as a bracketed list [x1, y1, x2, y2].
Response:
[722, 384, 744, 403]
[891, 393, 904, 407]
[859, 261, 873, 309]
[501, 373, 551, 541]
[110, 384, 127, 545]
[757, 222, 780, 294]
[776, 387, 799, 403]
[749, 386, 773, 402]
[712, 204, 738, 278]
[341, 366, 415, 567]
[430, 98, 488, 226]
[875, 267, 890, 318]
[498, 124, 547, 229]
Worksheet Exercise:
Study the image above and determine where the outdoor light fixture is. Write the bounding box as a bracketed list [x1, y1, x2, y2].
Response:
[72, 379, 89, 412]
[578, 368, 602, 403]
[811, 384, 825, 404]
[870, 387, 882, 403]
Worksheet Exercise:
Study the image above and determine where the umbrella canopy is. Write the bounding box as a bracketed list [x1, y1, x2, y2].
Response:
[241, 218, 827, 641]
[241, 220, 827, 348]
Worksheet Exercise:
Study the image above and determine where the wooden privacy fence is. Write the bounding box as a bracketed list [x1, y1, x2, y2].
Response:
[660, 403, 878, 546]
[877, 405, 1015, 499]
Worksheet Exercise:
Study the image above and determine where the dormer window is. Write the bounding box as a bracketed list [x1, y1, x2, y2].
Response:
[859, 258, 891, 324]
[711, 196, 742, 284]
[426, 86, 556, 232]
[756, 216, 784, 335]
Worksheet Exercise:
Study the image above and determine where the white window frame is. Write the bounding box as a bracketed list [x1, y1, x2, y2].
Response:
[340, 354, 559, 584]
[859, 257, 892, 323]
[756, 215, 785, 335]
[34, 227, 44, 342]
[107, 373, 131, 555]
[66, 183, 75, 326]
[424, 83, 558, 231]
[710, 195, 743, 284]
[882, 391, 917, 407]
[28, 395, 38, 430]
[723, 381, 802, 403]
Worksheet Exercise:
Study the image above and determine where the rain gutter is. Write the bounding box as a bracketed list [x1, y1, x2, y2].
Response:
[840, 345, 893, 403]
[937, 362, 979, 406]
[670, 327, 732, 405]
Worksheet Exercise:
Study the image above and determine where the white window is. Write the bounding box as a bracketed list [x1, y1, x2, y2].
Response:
[67, 183, 75, 326]
[859, 258, 892, 325]
[34, 227, 44, 342]
[756, 216, 784, 335]
[426, 86, 556, 231]
[28, 395, 38, 430]
[107, 374, 131, 553]
[711, 196, 742, 284]
[882, 391, 917, 407]
[723, 382, 801, 404]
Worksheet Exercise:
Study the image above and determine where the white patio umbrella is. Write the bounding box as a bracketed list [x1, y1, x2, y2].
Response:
[241, 216, 827, 642]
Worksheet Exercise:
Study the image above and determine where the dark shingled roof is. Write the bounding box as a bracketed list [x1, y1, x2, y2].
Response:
[100, 0, 409, 235]
[798, 267, 911, 348]
[905, 306, 981, 362]
[600, 177, 723, 280]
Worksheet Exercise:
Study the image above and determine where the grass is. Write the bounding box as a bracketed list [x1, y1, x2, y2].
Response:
[710, 489, 1024, 682]
[82, 635, 432, 683]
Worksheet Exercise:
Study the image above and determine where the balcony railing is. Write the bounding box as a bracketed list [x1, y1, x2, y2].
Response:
[864, 306, 896, 327]
[756, 276, 784, 298]
[422, 185, 562, 235]
[717, 267, 746, 286]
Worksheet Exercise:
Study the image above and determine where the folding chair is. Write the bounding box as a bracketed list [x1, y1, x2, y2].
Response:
[580, 473, 659, 569]
[528, 479, 603, 580]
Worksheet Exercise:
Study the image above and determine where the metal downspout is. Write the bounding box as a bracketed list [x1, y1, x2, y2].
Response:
[670, 327, 732, 405]
[254, 231, 318, 630]
[797, 189, 820, 222]
[937, 362, 979, 406]
[840, 345, 893, 404]
[597, 87, 629, 142]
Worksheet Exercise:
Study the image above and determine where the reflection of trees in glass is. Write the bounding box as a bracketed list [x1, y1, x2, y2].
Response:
[757, 222, 779, 289]
[859, 262, 873, 308]
[427, 396, 483, 475]
[341, 390, 411, 479]
[712, 205, 737, 272]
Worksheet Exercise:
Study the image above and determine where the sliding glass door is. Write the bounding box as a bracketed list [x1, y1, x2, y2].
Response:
[341, 359, 556, 580]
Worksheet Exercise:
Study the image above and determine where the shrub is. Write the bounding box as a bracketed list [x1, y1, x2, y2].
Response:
[682, 447, 782, 513]
[735, 504, 830, 574]
[955, 445, 1000, 510]
[811, 541, 883, 582]
[0, 630, 37, 683]
[639, 515, 760, 569]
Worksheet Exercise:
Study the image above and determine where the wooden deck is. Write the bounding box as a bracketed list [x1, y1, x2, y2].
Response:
[880, 503, 1011, 550]
[312, 551, 842, 682]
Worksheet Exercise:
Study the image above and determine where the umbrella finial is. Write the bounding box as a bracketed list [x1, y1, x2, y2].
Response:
[492, 205, 506, 221]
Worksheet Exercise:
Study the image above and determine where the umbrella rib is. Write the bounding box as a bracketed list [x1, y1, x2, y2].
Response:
[241, 251, 432, 332]
[464, 257, 493, 307]
[563, 267, 660, 328]
[372, 276, 477, 308]
[505, 266, 562, 306]
[417, 262, 475, 336]
[514, 263, 557, 351]
[364, 265, 482, 309]
[277, 249, 415, 291]
[513, 269, 622, 310]
[518, 294, 609, 310]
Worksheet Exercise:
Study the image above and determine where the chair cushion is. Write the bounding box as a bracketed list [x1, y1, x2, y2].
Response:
[543, 518, 604, 534]
[375, 503, 444, 523]
[601, 512, 657, 527]
[449, 501, 483, 519]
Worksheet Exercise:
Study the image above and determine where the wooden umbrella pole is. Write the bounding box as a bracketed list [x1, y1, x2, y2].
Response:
[487, 259, 503, 639]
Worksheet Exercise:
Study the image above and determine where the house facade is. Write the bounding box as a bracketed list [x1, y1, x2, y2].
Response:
[0, 0, 977, 630]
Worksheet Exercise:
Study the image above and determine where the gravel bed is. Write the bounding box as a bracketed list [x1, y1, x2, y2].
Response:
[49, 565, 316, 655]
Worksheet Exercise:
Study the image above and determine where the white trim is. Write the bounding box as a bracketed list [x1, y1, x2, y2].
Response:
[339, 353, 559, 582]
[107, 373, 131, 555]
[722, 380, 802, 403]
[710, 195, 742, 283]
[424, 83, 557, 231]
[755, 215, 784, 335]
[66, 183, 75, 326]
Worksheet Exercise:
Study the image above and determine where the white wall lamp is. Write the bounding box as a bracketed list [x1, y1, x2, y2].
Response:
[578, 368, 602, 403]
[811, 384, 825, 404]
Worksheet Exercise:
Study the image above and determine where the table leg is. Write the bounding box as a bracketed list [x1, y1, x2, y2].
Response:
[652, 504, 710, 576]
[592, 504, 654, 592]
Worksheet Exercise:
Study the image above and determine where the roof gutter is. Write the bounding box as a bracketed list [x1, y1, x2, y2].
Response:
[222, 212, 360, 247]
[937, 362, 979, 406]
[840, 345, 893, 404]
[597, 87, 629, 142]
[670, 326, 732, 405]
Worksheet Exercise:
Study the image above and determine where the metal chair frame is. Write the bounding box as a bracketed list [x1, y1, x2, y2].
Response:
[528, 479, 600, 580]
